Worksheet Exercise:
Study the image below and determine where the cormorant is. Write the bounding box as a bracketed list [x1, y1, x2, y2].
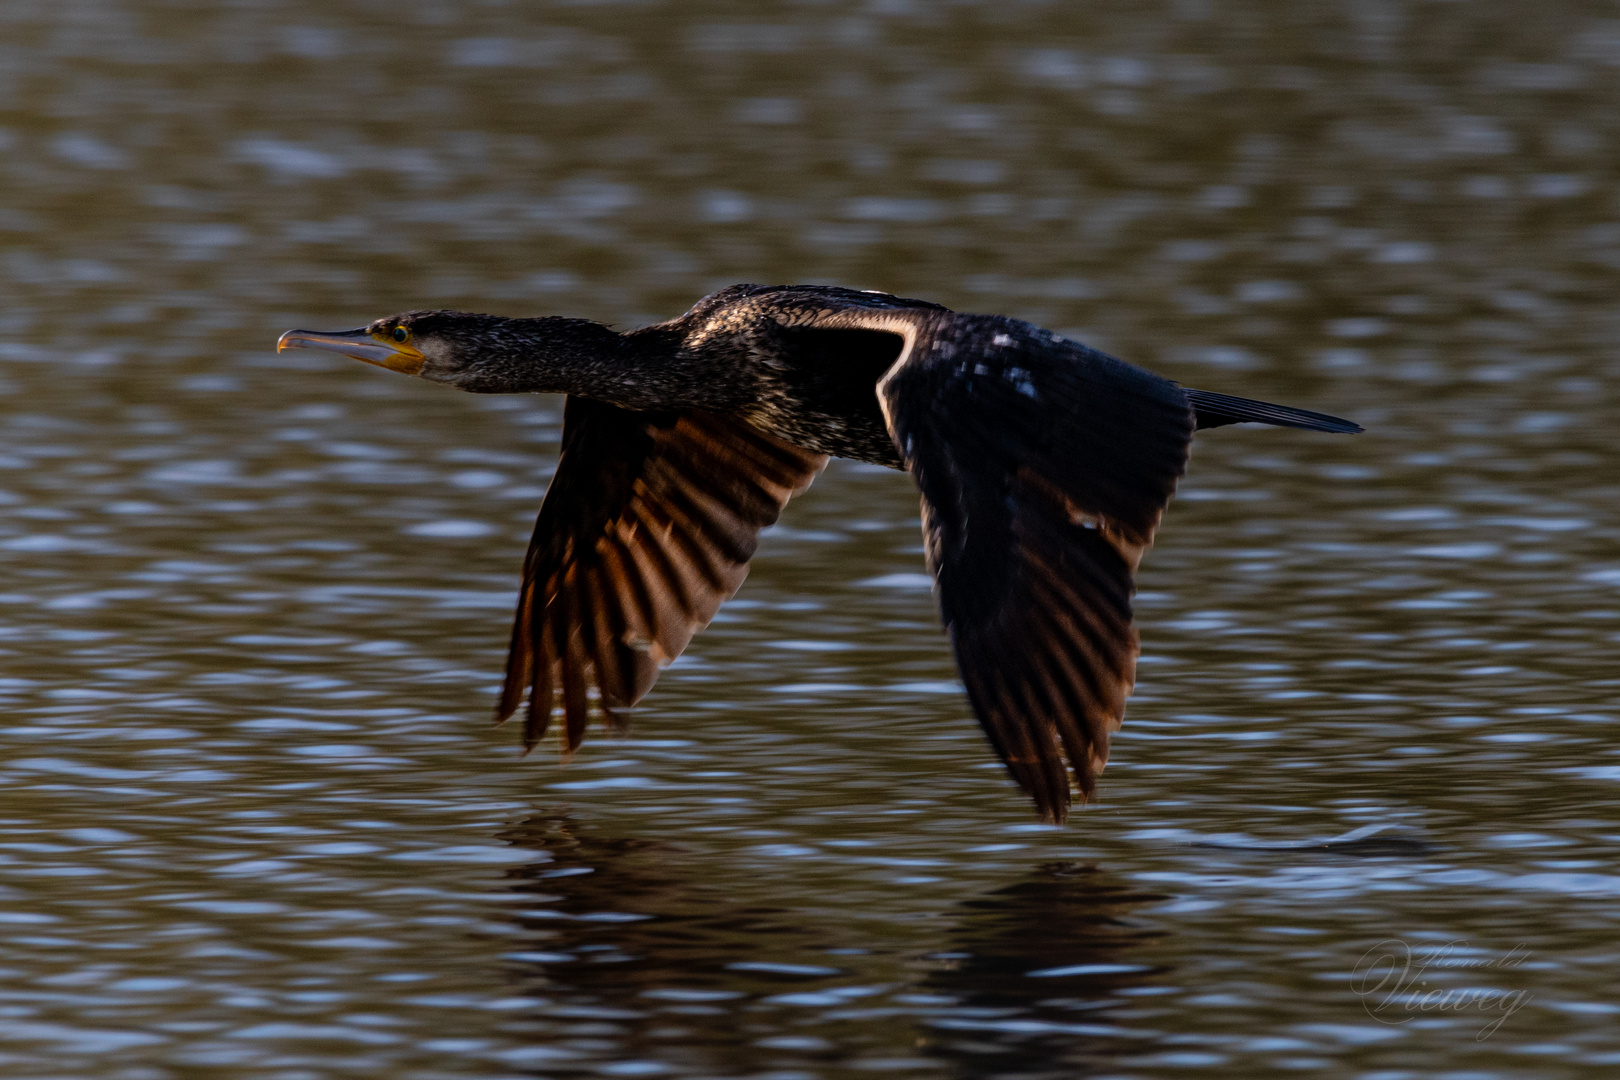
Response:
[278, 284, 1360, 821]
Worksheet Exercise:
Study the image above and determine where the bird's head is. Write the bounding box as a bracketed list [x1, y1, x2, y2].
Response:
[277, 310, 514, 390]
[276, 310, 620, 394]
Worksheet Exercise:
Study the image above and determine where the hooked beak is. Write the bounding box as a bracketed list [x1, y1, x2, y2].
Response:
[276, 328, 426, 376]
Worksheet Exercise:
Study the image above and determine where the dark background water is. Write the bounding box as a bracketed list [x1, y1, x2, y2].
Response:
[1, 1, 1618, 1076]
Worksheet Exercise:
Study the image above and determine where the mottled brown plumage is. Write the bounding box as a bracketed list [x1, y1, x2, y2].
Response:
[278, 284, 1360, 822]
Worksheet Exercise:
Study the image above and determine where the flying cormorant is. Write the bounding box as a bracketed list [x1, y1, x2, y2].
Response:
[278, 284, 1360, 821]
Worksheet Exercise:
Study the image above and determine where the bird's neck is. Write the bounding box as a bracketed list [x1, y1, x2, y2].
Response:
[473, 319, 735, 412]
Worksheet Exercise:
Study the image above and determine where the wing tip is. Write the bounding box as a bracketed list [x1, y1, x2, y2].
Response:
[1030, 761, 1112, 823]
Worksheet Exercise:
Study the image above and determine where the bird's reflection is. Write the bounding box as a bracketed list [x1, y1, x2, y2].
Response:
[496, 815, 1170, 1078]
[497, 813, 835, 993]
[918, 861, 1171, 1076]
[496, 813, 834, 1072]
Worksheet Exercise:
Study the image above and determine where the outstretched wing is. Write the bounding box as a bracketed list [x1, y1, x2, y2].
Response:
[785, 296, 1194, 822]
[499, 397, 827, 752]
[883, 317, 1193, 821]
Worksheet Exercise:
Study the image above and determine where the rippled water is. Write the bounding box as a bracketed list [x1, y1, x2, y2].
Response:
[2, 1, 1619, 1076]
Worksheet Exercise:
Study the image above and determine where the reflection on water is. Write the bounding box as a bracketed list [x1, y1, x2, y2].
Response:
[498, 816, 1168, 1078]
[1, 0, 1620, 1075]
[919, 863, 1168, 1078]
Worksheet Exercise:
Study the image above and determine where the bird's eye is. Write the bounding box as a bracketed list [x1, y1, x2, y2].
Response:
[392, 326, 410, 343]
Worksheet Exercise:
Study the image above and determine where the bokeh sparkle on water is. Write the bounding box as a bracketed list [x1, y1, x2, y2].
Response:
[1, 2, 1618, 1077]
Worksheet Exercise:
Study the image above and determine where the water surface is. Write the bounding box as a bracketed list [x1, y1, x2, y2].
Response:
[1, 1, 1618, 1077]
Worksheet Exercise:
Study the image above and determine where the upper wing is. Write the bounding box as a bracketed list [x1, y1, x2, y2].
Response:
[499, 397, 827, 752]
[797, 301, 1195, 821]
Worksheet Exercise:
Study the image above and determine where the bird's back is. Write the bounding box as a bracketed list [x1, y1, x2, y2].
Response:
[637, 285, 937, 466]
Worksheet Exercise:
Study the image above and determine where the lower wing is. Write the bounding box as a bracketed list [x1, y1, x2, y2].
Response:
[500, 397, 827, 753]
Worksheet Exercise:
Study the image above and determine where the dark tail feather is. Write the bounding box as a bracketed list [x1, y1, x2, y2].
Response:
[1184, 388, 1362, 434]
